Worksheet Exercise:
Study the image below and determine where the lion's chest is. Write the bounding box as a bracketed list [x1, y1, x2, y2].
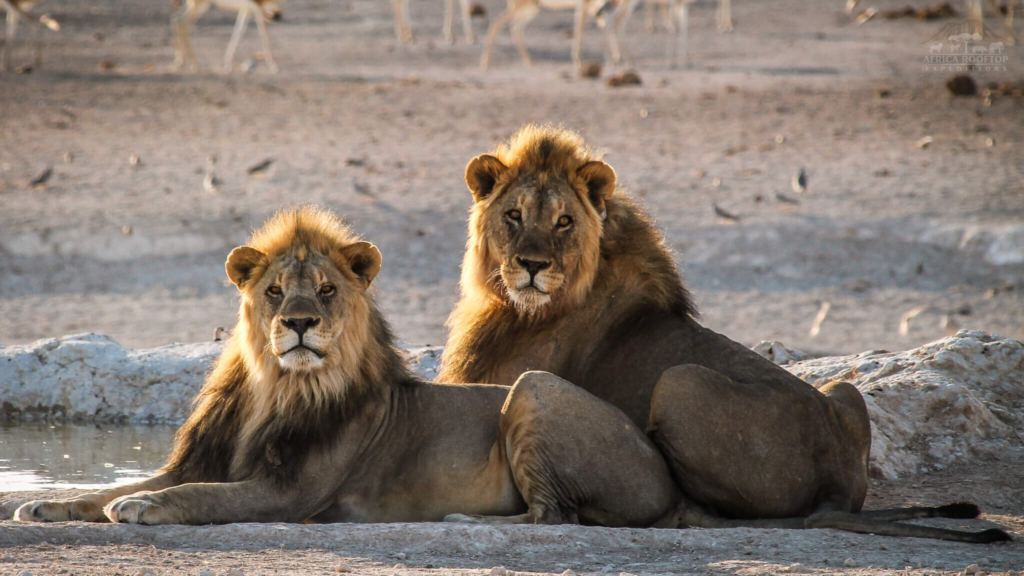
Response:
[487, 337, 570, 385]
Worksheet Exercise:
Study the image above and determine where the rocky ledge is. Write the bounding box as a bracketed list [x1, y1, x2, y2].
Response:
[1, 331, 1020, 479]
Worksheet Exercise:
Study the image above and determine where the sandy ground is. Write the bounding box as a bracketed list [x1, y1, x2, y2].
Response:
[1, 446, 1023, 576]
[1, 0, 1022, 356]
[1, 0, 1024, 572]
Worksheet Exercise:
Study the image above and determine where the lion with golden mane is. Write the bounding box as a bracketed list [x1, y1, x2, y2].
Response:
[439, 125, 1009, 543]
[14, 207, 684, 527]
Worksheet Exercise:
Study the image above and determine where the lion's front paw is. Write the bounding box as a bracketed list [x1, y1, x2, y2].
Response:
[105, 493, 179, 525]
[14, 499, 105, 522]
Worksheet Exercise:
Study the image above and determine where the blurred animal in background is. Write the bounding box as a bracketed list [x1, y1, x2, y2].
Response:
[480, 0, 625, 70]
[611, 0, 733, 68]
[2, 0, 59, 72]
[171, 0, 282, 73]
[392, 0, 477, 44]
[967, 0, 1018, 44]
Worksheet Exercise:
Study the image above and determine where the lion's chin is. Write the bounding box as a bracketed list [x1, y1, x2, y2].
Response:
[276, 348, 326, 372]
[507, 286, 552, 311]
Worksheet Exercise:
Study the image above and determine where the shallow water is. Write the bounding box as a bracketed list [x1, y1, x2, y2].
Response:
[0, 424, 176, 491]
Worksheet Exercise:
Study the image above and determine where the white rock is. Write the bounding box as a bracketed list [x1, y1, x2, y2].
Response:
[784, 331, 1023, 479]
[335, 564, 354, 573]
[843, 558, 858, 567]
[1, 332, 1021, 481]
[0, 334, 442, 424]
[752, 341, 810, 365]
[965, 564, 980, 575]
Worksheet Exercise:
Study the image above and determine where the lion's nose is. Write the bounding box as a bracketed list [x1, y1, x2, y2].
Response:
[281, 316, 320, 337]
[515, 257, 552, 277]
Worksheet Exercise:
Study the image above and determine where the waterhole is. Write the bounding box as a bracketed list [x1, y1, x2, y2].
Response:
[0, 423, 176, 491]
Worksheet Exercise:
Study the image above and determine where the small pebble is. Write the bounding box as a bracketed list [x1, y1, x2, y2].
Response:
[965, 565, 980, 575]
[18, 572, 33, 576]
[395, 553, 406, 560]
[491, 568, 508, 576]
[606, 70, 641, 87]
[336, 565, 354, 573]
[562, 571, 575, 576]
[393, 564, 405, 569]
[136, 570, 157, 576]
[225, 570, 244, 576]
[199, 571, 215, 576]
[844, 558, 858, 567]
[578, 62, 602, 79]
[946, 74, 977, 96]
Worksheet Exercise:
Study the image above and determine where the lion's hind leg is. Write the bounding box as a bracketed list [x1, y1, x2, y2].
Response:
[494, 371, 680, 527]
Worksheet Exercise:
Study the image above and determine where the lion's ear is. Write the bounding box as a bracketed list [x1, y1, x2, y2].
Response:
[225, 246, 268, 289]
[340, 241, 382, 285]
[577, 160, 617, 220]
[465, 154, 507, 202]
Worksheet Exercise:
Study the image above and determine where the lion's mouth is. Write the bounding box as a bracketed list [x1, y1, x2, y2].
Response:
[281, 344, 326, 359]
[518, 283, 549, 295]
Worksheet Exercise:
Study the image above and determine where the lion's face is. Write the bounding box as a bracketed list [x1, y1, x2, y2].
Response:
[225, 241, 382, 373]
[465, 154, 616, 312]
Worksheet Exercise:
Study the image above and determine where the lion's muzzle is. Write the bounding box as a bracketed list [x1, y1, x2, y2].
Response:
[502, 256, 564, 310]
[273, 315, 329, 370]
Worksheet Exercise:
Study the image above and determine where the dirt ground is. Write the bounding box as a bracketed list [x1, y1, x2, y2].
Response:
[1, 0, 1023, 572]
[1, 0, 1022, 355]
[1, 446, 1023, 576]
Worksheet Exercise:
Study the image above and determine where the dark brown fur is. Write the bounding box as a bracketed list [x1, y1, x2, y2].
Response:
[440, 125, 1011, 544]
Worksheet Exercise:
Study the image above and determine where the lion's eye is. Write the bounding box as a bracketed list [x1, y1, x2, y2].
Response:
[506, 209, 522, 222]
[557, 215, 573, 228]
[266, 285, 283, 297]
[319, 284, 336, 297]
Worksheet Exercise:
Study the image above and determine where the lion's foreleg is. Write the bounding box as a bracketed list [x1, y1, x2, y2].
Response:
[14, 473, 176, 522]
[104, 478, 320, 525]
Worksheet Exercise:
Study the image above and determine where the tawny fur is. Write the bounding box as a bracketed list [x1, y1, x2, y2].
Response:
[442, 124, 693, 385]
[165, 207, 405, 485]
[438, 125, 1011, 544]
[13, 205, 684, 528]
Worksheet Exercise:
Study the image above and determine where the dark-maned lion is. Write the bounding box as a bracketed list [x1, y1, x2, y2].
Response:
[13, 207, 678, 527]
[439, 124, 1010, 543]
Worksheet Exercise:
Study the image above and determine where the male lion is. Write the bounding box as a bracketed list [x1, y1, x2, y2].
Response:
[13, 207, 679, 527]
[439, 125, 1010, 543]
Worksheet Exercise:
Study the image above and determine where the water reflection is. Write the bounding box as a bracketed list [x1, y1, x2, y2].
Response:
[0, 423, 176, 491]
